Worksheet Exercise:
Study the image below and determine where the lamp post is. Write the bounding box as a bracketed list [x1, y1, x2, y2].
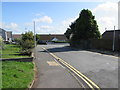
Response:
[112, 26, 115, 51]
[34, 21, 36, 48]
[33, 21, 36, 58]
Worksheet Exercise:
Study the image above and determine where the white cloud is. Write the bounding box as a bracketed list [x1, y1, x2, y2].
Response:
[31, 15, 78, 34]
[35, 12, 45, 16]
[1, 22, 18, 30]
[5, 23, 18, 29]
[33, 16, 53, 24]
[40, 25, 54, 29]
[0, 22, 22, 33]
[24, 22, 33, 27]
[93, 2, 117, 12]
[35, 25, 54, 34]
[59, 16, 78, 32]
[61, 16, 77, 27]
[92, 2, 118, 34]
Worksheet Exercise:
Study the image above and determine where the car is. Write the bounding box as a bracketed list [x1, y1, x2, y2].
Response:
[38, 40, 47, 45]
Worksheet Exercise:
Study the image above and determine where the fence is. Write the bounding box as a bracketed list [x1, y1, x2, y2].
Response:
[70, 39, 120, 51]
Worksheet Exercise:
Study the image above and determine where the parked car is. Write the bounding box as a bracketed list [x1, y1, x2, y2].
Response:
[38, 40, 47, 45]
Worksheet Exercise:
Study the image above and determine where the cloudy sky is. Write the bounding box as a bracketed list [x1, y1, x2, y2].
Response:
[1, 0, 119, 34]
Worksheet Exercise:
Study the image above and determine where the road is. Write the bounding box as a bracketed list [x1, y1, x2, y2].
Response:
[33, 44, 81, 88]
[38, 44, 118, 88]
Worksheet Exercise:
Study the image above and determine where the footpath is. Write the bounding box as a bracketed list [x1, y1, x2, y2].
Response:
[32, 46, 81, 88]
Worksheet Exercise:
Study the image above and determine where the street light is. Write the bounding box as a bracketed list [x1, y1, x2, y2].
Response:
[34, 21, 36, 48]
[112, 26, 115, 51]
[33, 21, 36, 59]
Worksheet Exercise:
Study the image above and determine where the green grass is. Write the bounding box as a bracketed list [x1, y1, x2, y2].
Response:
[1, 44, 29, 59]
[2, 61, 34, 88]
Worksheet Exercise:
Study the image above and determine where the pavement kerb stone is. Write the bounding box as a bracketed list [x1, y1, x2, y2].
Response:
[28, 52, 38, 89]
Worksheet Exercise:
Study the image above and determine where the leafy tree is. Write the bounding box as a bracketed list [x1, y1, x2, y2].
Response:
[22, 31, 34, 41]
[35, 34, 40, 42]
[64, 28, 71, 39]
[64, 22, 76, 39]
[14, 38, 22, 46]
[64, 9, 101, 41]
[21, 31, 34, 55]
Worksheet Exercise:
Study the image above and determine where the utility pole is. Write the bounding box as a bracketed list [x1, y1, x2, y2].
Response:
[34, 21, 36, 59]
[34, 21, 36, 48]
[112, 26, 115, 51]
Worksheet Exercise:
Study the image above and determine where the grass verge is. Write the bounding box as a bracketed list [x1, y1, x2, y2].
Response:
[1, 44, 29, 59]
[2, 61, 34, 88]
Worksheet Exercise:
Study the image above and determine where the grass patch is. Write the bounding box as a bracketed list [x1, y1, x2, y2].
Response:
[1, 44, 29, 59]
[2, 61, 34, 88]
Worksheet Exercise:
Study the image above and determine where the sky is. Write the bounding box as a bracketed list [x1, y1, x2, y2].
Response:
[1, 1, 119, 34]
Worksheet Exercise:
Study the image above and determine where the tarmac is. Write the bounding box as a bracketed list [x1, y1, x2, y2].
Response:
[32, 46, 81, 88]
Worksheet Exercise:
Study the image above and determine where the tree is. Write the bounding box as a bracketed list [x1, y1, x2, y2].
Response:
[35, 34, 40, 42]
[14, 38, 22, 46]
[21, 31, 34, 55]
[64, 9, 101, 42]
[64, 22, 76, 40]
[22, 31, 34, 41]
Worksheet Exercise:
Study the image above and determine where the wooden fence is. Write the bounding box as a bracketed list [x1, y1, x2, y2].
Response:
[70, 39, 120, 51]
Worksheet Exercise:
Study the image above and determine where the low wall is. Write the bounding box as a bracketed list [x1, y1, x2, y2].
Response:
[1, 57, 33, 62]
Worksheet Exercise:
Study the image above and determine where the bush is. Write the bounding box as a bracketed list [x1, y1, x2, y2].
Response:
[0, 36, 4, 49]
[20, 31, 34, 55]
[14, 38, 22, 45]
[22, 40, 34, 49]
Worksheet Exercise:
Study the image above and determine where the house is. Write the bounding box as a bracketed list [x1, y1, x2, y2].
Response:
[0, 28, 12, 42]
[12, 34, 21, 40]
[12, 34, 67, 42]
[39, 34, 67, 42]
[51, 37, 59, 42]
[102, 30, 120, 51]
[0, 28, 6, 41]
[6, 31, 12, 42]
[102, 30, 120, 41]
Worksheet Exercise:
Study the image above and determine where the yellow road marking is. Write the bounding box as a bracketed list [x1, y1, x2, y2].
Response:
[42, 47, 100, 90]
[47, 61, 60, 66]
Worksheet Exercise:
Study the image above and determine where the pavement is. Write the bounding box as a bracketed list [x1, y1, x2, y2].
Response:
[38, 44, 118, 88]
[32, 45, 81, 88]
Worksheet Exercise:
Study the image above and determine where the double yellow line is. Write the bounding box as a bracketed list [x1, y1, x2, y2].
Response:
[42, 47, 100, 90]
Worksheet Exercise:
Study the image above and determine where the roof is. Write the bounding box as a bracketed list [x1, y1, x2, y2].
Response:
[51, 37, 59, 41]
[12, 34, 21, 39]
[39, 34, 67, 41]
[102, 30, 120, 40]
[0, 28, 6, 32]
[12, 34, 67, 41]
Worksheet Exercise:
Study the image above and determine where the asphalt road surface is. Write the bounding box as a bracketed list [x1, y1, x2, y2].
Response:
[33, 44, 81, 88]
[39, 44, 118, 88]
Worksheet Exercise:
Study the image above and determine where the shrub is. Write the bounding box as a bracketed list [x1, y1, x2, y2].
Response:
[0, 36, 4, 49]
[14, 38, 22, 46]
[20, 31, 34, 55]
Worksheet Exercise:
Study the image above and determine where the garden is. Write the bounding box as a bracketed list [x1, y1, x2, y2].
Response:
[0, 31, 36, 89]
